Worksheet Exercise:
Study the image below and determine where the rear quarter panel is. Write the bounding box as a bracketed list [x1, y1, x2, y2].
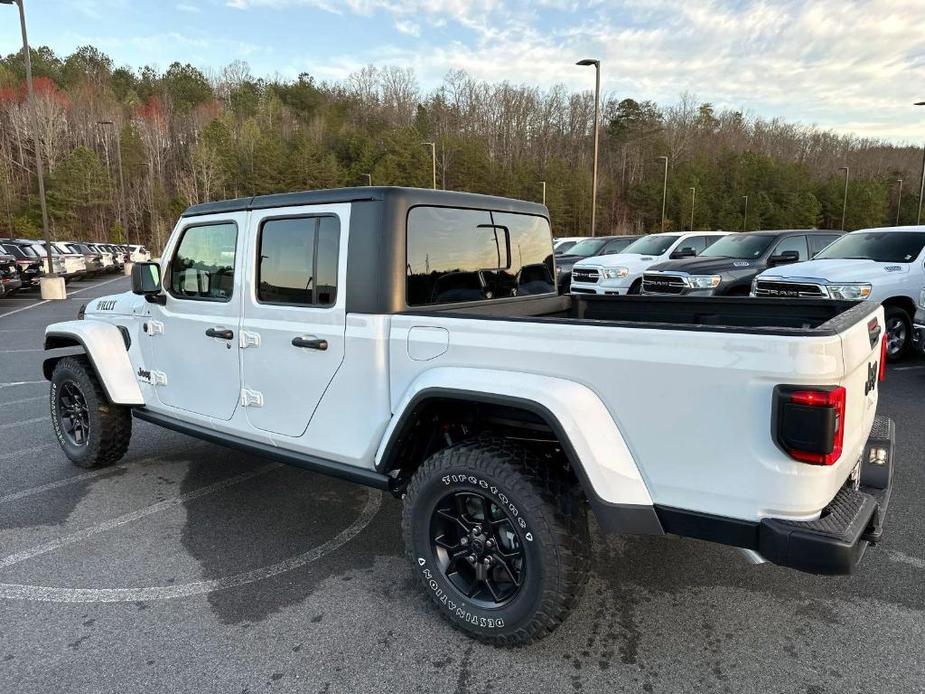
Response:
[390, 311, 874, 522]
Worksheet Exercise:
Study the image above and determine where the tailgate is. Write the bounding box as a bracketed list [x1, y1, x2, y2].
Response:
[836, 303, 884, 471]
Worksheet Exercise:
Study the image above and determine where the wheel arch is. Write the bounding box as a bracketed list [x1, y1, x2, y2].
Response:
[378, 370, 663, 536]
[43, 321, 144, 406]
[881, 295, 916, 318]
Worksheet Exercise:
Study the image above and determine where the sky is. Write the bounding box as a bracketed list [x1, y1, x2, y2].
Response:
[2, 0, 924, 143]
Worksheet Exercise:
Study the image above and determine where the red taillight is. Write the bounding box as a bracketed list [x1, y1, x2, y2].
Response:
[879, 334, 887, 382]
[775, 385, 846, 466]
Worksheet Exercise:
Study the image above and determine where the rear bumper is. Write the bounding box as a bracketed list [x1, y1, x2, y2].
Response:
[656, 416, 894, 575]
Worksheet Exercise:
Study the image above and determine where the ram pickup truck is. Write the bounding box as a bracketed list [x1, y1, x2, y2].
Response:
[42, 187, 895, 646]
[642, 229, 843, 296]
[554, 235, 641, 293]
[570, 231, 728, 295]
[754, 225, 925, 360]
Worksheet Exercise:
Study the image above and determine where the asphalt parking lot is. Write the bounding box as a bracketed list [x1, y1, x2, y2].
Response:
[1, 276, 924, 694]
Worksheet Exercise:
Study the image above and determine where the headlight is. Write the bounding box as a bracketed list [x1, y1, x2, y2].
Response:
[600, 267, 629, 280]
[919, 288, 925, 309]
[687, 275, 722, 289]
[826, 283, 872, 300]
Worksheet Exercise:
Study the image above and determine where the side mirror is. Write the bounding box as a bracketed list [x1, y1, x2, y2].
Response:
[670, 246, 696, 259]
[131, 262, 162, 295]
[768, 250, 800, 266]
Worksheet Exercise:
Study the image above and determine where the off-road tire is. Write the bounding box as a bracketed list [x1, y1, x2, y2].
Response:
[50, 356, 132, 468]
[884, 306, 911, 362]
[402, 436, 590, 646]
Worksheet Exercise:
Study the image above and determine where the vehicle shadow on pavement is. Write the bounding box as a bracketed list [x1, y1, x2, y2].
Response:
[178, 457, 403, 626]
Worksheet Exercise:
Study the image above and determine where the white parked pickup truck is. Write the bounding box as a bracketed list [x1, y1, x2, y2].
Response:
[753, 226, 925, 360]
[569, 231, 728, 295]
[42, 188, 895, 645]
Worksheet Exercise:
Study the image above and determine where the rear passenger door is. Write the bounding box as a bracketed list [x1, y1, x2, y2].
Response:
[240, 205, 348, 438]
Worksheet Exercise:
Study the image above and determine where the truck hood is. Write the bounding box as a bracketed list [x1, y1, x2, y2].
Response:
[85, 290, 145, 318]
[758, 258, 909, 283]
[574, 252, 659, 272]
[647, 256, 762, 275]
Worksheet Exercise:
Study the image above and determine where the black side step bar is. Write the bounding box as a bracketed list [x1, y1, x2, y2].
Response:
[132, 408, 392, 490]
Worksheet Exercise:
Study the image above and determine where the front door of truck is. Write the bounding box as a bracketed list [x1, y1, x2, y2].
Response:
[150, 215, 246, 420]
[239, 205, 347, 438]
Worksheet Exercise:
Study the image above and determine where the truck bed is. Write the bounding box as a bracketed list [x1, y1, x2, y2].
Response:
[413, 294, 876, 336]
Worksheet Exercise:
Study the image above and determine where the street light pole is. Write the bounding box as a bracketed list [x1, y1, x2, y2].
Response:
[362, 173, 372, 186]
[896, 178, 904, 226]
[3, 0, 59, 297]
[540, 180, 546, 206]
[656, 156, 669, 232]
[576, 59, 600, 236]
[689, 187, 696, 230]
[915, 102, 925, 224]
[839, 166, 850, 230]
[98, 120, 128, 245]
[421, 142, 436, 190]
[742, 195, 749, 231]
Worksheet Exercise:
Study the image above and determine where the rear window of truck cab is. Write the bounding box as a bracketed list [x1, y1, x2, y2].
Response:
[406, 206, 555, 306]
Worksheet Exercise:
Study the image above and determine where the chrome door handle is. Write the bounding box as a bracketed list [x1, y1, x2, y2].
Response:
[291, 336, 328, 351]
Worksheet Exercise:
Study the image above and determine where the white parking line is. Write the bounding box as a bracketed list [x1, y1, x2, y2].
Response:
[887, 550, 925, 570]
[0, 349, 45, 353]
[0, 381, 45, 389]
[0, 416, 49, 430]
[0, 395, 46, 407]
[0, 465, 127, 504]
[0, 443, 55, 461]
[891, 365, 925, 372]
[0, 276, 127, 319]
[0, 464, 282, 571]
[0, 488, 381, 603]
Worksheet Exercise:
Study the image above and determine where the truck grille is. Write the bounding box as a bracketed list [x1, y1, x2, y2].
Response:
[642, 273, 686, 294]
[754, 280, 826, 298]
[572, 267, 600, 284]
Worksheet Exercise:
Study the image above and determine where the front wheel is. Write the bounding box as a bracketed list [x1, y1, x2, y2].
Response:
[50, 356, 132, 468]
[402, 437, 589, 646]
[884, 306, 911, 362]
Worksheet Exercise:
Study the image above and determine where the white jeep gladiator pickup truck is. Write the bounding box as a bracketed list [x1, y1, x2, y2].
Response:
[42, 187, 895, 645]
[753, 225, 925, 360]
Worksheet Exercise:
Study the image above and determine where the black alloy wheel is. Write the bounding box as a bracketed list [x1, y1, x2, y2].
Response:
[430, 490, 526, 607]
[56, 381, 90, 446]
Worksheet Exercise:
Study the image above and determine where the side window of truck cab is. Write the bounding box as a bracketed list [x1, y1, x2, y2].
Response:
[167, 222, 238, 301]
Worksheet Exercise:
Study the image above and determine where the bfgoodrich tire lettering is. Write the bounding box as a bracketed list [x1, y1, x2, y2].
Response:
[402, 436, 589, 646]
[50, 356, 132, 469]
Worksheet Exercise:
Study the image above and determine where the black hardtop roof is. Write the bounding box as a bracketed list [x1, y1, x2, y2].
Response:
[181, 186, 548, 218]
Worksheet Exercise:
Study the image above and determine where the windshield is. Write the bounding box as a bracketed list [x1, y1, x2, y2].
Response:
[32, 244, 55, 255]
[815, 232, 925, 263]
[564, 238, 608, 257]
[701, 234, 774, 259]
[622, 234, 681, 256]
